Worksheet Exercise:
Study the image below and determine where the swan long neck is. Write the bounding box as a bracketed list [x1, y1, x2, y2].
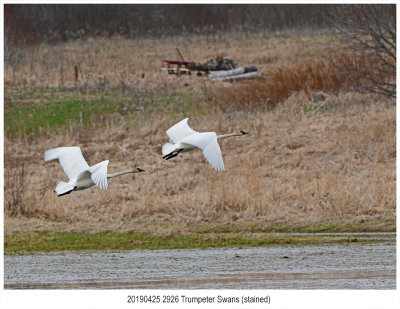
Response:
[107, 169, 139, 179]
[217, 132, 242, 140]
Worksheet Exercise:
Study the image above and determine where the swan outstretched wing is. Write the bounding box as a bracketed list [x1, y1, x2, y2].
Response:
[182, 132, 225, 171]
[44, 147, 90, 180]
[89, 160, 109, 190]
[166, 118, 197, 144]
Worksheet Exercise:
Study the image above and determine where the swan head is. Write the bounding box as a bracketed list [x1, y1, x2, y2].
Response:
[240, 130, 249, 135]
[136, 168, 145, 172]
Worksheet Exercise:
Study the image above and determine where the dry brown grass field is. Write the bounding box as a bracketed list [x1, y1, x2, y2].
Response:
[4, 33, 341, 92]
[4, 32, 396, 236]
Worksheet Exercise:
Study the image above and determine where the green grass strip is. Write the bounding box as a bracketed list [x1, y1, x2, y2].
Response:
[4, 88, 204, 139]
[5, 97, 117, 138]
[4, 231, 394, 255]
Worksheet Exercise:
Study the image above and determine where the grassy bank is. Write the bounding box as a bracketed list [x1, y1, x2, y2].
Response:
[5, 231, 321, 255]
[5, 225, 395, 255]
[4, 218, 395, 255]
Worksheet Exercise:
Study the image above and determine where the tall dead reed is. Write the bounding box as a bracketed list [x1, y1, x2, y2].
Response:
[4, 158, 29, 217]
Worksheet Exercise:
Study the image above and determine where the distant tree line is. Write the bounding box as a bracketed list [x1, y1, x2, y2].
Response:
[5, 4, 334, 45]
[5, 4, 395, 98]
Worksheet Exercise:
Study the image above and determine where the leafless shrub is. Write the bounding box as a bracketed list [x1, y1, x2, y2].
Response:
[329, 4, 396, 98]
[211, 56, 351, 111]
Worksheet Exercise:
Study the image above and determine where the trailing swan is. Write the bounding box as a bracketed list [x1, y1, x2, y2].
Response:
[44, 147, 144, 196]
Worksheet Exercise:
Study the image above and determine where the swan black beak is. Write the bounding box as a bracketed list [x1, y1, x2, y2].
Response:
[137, 168, 145, 172]
[241, 130, 249, 135]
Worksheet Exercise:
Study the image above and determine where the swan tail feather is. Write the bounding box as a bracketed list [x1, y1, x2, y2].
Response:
[55, 181, 75, 196]
[162, 143, 175, 156]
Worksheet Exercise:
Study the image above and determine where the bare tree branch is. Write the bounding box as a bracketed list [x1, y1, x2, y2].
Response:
[329, 4, 395, 98]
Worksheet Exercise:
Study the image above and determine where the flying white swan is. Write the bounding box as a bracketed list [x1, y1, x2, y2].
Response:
[162, 118, 248, 171]
[44, 147, 144, 196]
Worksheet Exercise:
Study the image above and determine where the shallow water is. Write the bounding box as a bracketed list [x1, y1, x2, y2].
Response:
[4, 239, 396, 289]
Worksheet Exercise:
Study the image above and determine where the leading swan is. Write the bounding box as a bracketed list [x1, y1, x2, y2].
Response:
[162, 118, 248, 171]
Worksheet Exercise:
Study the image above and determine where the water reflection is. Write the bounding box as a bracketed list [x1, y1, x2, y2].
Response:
[4, 240, 396, 289]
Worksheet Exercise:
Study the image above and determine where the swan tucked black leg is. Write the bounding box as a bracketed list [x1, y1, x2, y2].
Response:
[164, 153, 178, 160]
[163, 149, 183, 160]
